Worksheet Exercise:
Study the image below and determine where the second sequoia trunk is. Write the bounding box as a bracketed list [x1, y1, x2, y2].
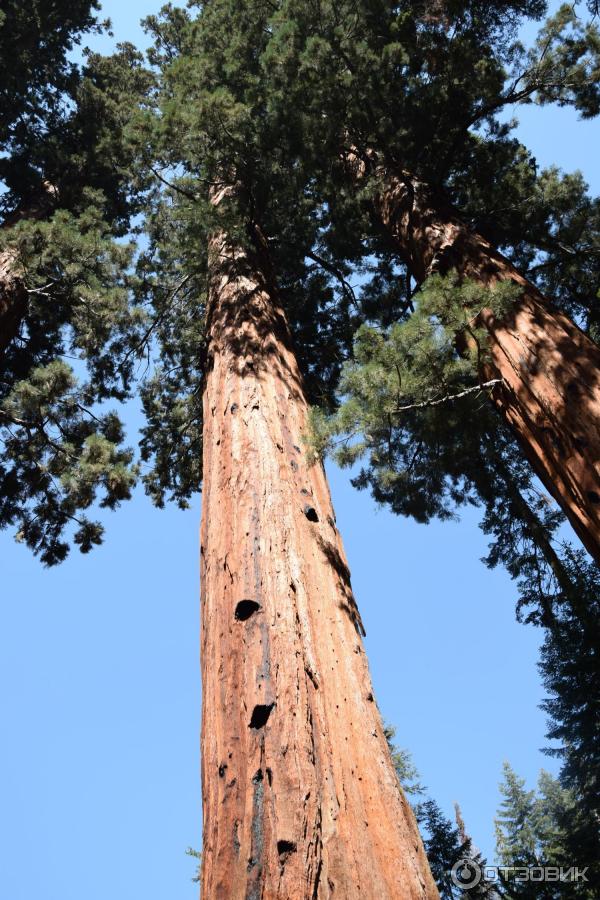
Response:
[371, 165, 600, 566]
[199, 191, 438, 898]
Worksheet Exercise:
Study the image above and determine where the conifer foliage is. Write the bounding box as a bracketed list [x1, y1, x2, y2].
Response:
[2, 0, 600, 895]
[386, 726, 496, 898]
[0, 4, 149, 562]
[495, 763, 597, 898]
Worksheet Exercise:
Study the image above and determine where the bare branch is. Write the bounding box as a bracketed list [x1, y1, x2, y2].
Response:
[393, 378, 502, 413]
[306, 250, 358, 307]
[149, 165, 200, 202]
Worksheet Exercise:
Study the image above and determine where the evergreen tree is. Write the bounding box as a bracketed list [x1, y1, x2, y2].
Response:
[0, 0, 103, 149]
[0, 6, 151, 562]
[385, 726, 496, 898]
[385, 723, 427, 807]
[538, 553, 600, 879]
[262, 0, 600, 561]
[420, 799, 487, 899]
[136, 3, 437, 895]
[495, 763, 595, 898]
[495, 763, 542, 895]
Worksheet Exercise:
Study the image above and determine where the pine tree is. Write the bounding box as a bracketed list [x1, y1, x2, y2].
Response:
[0, 6, 151, 562]
[385, 726, 496, 898]
[495, 763, 595, 898]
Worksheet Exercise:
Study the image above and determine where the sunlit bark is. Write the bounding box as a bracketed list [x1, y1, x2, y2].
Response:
[199, 187, 438, 898]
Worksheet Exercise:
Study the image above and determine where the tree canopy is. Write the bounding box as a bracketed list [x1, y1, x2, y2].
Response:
[0, 7, 152, 563]
[132, 0, 600, 877]
[1, 0, 598, 879]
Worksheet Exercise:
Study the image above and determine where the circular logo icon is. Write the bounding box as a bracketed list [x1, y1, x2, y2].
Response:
[451, 858, 482, 889]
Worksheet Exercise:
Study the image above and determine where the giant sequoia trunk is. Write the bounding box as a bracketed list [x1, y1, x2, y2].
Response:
[369, 163, 600, 566]
[199, 189, 438, 898]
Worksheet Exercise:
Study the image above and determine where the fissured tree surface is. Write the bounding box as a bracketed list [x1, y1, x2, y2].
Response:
[199, 190, 438, 898]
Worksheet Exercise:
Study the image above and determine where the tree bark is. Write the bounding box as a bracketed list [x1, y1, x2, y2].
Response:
[0, 185, 57, 361]
[199, 188, 438, 898]
[0, 244, 27, 358]
[365, 160, 600, 566]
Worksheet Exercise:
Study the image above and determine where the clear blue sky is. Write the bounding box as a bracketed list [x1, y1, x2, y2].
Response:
[1, 3, 598, 898]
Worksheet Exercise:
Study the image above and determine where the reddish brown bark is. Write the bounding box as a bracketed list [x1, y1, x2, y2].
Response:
[199, 189, 438, 898]
[368, 162, 600, 566]
[0, 185, 57, 360]
[0, 244, 27, 358]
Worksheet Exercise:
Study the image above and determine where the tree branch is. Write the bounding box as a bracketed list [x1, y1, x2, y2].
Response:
[393, 378, 502, 413]
[306, 250, 358, 306]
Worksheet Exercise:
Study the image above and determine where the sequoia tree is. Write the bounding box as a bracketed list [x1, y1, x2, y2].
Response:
[257, 0, 600, 871]
[201, 186, 436, 897]
[262, 0, 600, 563]
[6, 0, 598, 894]
[138, 2, 438, 895]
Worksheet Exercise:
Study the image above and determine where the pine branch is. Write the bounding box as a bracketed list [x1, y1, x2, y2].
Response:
[149, 165, 200, 201]
[306, 250, 358, 307]
[121, 272, 194, 365]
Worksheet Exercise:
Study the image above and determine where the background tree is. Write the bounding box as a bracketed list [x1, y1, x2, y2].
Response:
[495, 763, 595, 898]
[0, 5, 151, 562]
[386, 726, 497, 898]
[538, 553, 600, 882]
[260, 0, 600, 559]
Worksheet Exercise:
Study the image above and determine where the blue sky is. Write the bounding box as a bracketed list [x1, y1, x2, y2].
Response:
[1, 3, 598, 898]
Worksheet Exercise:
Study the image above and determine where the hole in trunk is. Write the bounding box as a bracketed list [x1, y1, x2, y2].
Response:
[587, 490, 600, 504]
[249, 704, 275, 729]
[218, 763, 227, 777]
[235, 599, 261, 621]
[277, 840, 297, 860]
[252, 769, 263, 784]
[303, 505, 319, 522]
